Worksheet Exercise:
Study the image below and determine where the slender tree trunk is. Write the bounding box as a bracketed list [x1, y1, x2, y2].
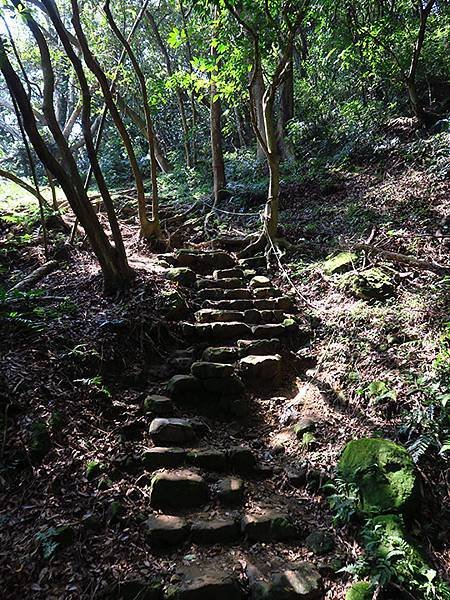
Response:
[210, 8, 226, 204]
[70, 0, 154, 239]
[234, 106, 245, 148]
[252, 65, 266, 161]
[277, 52, 295, 160]
[262, 88, 280, 240]
[105, 0, 160, 237]
[115, 95, 173, 173]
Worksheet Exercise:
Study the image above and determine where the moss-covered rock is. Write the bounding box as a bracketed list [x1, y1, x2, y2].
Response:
[338, 438, 416, 514]
[322, 251, 358, 275]
[345, 581, 373, 600]
[165, 267, 196, 287]
[338, 268, 395, 300]
[369, 515, 450, 598]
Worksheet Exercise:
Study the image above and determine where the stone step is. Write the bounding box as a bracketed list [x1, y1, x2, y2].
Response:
[198, 288, 252, 301]
[237, 338, 280, 357]
[239, 255, 266, 269]
[247, 561, 322, 599]
[183, 321, 252, 341]
[196, 277, 245, 290]
[202, 296, 294, 311]
[241, 510, 298, 542]
[145, 508, 298, 545]
[202, 346, 238, 363]
[149, 418, 197, 446]
[213, 268, 245, 280]
[167, 374, 248, 417]
[253, 286, 282, 299]
[173, 250, 235, 273]
[143, 394, 174, 417]
[239, 354, 282, 383]
[149, 469, 209, 509]
[166, 567, 242, 599]
[142, 445, 256, 475]
[249, 275, 271, 288]
[195, 308, 288, 325]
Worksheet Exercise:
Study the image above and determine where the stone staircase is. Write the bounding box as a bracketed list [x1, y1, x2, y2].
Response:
[132, 250, 324, 600]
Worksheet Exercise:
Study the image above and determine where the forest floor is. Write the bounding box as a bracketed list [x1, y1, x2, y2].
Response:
[0, 149, 449, 598]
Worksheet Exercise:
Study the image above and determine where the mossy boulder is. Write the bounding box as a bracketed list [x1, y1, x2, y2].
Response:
[338, 438, 416, 514]
[345, 581, 373, 600]
[322, 251, 358, 275]
[369, 515, 450, 598]
[338, 268, 395, 300]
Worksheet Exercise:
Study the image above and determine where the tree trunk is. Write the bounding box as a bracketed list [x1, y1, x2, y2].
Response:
[277, 52, 295, 160]
[105, 0, 160, 238]
[210, 10, 226, 204]
[263, 89, 280, 240]
[252, 65, 266, 161]
[70, 0, 153, 239]
[0, 18, 132, 293]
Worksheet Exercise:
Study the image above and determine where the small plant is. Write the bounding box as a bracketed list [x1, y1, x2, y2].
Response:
[35, 525, 75, 559]
[358, 380, 397, 404]
[324, 477, 362, 524]
[300, 431, 317, 451]
[74, 376, 111, 398]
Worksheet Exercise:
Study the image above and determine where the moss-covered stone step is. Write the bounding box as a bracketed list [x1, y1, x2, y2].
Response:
[239, 354, 282, 382]
[149, 469, 209, 509]
[198, 287, 252, 301]
[237, 338, 280, 357]
[247, 561, 323, 599]
[251, 322, 297, 339]
[213, 268, 245, 280]
[141, 446, 256, 475]
[166, 566, 242, 599]
[202, 346, 238, 363]
[241, 510, 299, 542]
[149, 418, 198, 446]
[195, 309, 247, 324]
[164, 267, 197, 287]
[173, 250, 235, 273]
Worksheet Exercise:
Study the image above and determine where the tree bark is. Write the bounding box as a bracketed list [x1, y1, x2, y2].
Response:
[252, 64, 267, 161]
[210, 8, 226, 205]
[277, 51, 295, 160]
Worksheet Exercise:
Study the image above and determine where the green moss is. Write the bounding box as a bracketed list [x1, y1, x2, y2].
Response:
[322, 251, 358, 275]
[30, 421, 51, 458]
[338, 438, 416, 513]
[338, 268, 395, 300]
[345, 581, 373, 600]
[369, 515, 450, 598]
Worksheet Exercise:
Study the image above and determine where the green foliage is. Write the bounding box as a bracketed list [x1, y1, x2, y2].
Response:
[35, 525, 75, 559]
